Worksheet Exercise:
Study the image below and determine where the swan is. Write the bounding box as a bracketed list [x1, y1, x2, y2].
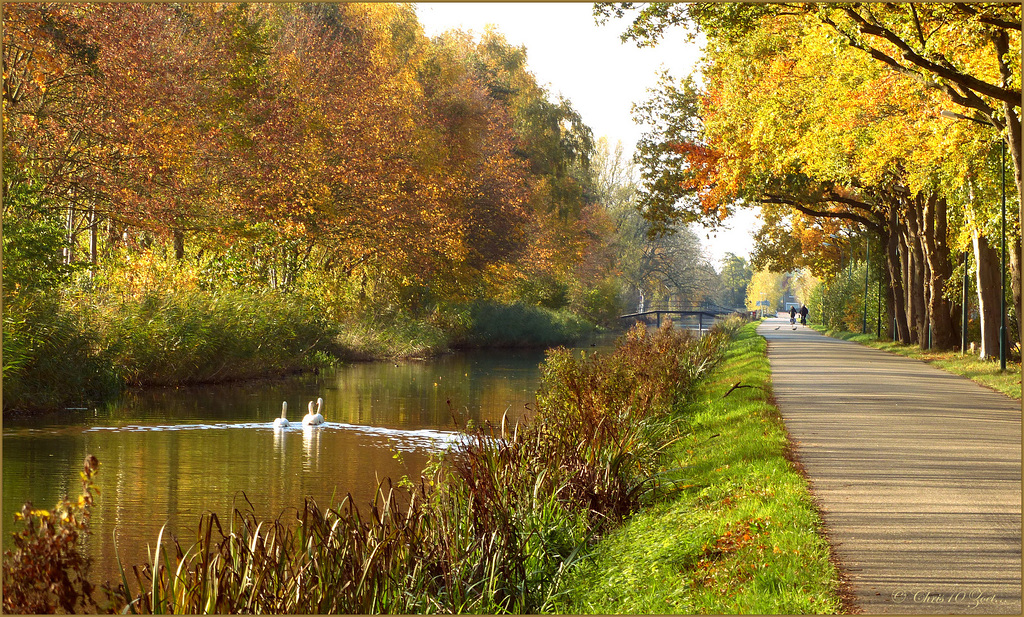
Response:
[273, 401, 290, 428]
[302, 398, 324, 426]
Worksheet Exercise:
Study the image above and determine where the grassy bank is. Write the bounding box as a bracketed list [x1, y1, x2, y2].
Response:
[557, 322, 844, 614]
[812, 325, 1021, 400]
[2, 290, 602, 414]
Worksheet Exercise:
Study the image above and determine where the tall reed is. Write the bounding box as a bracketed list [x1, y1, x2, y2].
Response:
[92, 288, 339, 386]
[2, 293, 120, 412]
[2, 287, 341, 412]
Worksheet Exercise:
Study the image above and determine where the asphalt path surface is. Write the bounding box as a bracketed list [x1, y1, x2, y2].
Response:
[759, 317, 1021, 614]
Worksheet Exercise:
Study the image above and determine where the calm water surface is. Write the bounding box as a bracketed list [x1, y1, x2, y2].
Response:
[3, 344, 610, 584]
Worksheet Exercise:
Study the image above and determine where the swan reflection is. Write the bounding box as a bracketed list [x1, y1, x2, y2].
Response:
[302, 424, 321, 471]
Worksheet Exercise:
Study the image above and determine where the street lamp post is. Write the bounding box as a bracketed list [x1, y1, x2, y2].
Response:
[1000, 139, 1006, 371]
[863, 237, 870, 334]
[876, 273, 883, 337]
[962, 252, 969, 353]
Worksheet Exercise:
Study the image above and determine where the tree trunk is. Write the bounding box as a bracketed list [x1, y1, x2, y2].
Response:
[1004, 100, 1022, 240]
[107, 219, 122, 247]
[1010, 236, 1021, 342]
[885, 205, 911, 343]
[89, 207, 98, 273]
[974, 233, 1002, 359]
[880, 251, 893, 338]
[916, 212, 930, 347]
[922, 194, 956, 350]
[65, 206, 75, 265]
[922, 241, 933, 346]
[905, 209, 927, 348]
[173, 229, 185, 261]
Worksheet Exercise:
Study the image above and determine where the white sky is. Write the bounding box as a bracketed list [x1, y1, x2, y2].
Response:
[414, 2, 759, 267]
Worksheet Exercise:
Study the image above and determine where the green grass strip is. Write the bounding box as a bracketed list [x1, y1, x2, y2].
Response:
[812, 325, 1021, 400]
[558, 322, 843, 614]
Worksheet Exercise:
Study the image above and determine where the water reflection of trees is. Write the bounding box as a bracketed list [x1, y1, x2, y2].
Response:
[323, 353, 543, 430]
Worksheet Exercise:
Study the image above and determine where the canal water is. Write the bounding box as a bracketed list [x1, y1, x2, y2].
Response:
[2, 343, 611, 586]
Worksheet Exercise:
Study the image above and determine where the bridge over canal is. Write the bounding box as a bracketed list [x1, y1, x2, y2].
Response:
[619, 303, 739, 333]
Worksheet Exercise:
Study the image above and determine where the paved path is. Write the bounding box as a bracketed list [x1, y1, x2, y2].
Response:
[759, 317, 1021, 614]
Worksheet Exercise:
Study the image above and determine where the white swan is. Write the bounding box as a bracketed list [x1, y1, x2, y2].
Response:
[302, 398, 324, 426]
[273, 401, 289, 428]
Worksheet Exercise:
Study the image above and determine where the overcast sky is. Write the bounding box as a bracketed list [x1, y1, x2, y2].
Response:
[414, 2, 759, 267]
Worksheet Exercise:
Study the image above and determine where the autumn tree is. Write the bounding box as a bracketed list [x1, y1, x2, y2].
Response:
[423, 27, 600, 309]
[589, 138, 717, 315]
[4, 2, 628, 347]
[716, 253, 753, 309]
[3, 3, 104, 284]
[745, 269, 786, 313]
[598, 2, 1021, 203]
[598, 2, 1020, 354]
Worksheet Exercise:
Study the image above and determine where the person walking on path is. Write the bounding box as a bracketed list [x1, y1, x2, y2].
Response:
[789, 306, 797, 329]
[799, 304, 808, 325]
[758, 317, 1021, 614]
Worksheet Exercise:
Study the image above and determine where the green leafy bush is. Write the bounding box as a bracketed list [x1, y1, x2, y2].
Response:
[568, 276, 626, 327]
[1, 167, 79, 295]
[2, 288, 341, 412]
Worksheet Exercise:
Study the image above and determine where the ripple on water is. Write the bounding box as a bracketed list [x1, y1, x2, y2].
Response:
[82, 421, 464, 452]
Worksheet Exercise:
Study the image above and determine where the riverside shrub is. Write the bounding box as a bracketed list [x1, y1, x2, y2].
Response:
[2, 456, 113, 614]
[2, 288, 340, 412]
[530, 321, 728, 527]
[94, 288, 338, 386]
[456, 300, 597, 348]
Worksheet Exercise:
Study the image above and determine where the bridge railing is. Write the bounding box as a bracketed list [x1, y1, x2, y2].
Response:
[618, 305, 740, 332]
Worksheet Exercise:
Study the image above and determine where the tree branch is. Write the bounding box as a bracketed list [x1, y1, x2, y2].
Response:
[909, 4, 927, 49]
[761, 193, 884, 234]
[953, 4, 1022, 32]
[823, 6, 1020, 107]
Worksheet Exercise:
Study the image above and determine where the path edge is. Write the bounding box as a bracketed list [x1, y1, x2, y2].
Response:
[763, 335, 862, 615]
